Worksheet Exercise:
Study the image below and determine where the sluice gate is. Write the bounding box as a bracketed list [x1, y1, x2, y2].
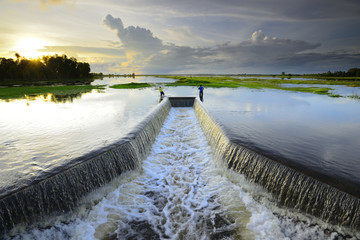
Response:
[0, 97, 359, 236]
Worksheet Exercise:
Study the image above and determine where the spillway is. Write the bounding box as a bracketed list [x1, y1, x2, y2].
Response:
[1, 97, 359, 239]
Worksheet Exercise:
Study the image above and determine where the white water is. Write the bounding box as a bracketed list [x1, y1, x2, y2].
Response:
[7, 108, 352, 240]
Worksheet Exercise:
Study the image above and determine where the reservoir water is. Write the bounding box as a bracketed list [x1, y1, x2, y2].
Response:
[1, 76, 360, 238]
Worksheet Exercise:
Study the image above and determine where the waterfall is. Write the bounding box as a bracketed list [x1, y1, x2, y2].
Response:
[0, 98, 171, 236]
[193, 98, 360, 232]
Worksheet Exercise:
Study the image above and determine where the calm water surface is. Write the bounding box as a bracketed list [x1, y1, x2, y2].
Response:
[0, 86, 160, 196]
[201, 88, 360, 196]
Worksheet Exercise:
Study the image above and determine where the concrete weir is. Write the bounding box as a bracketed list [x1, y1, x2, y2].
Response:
[0, 97, 359, 236]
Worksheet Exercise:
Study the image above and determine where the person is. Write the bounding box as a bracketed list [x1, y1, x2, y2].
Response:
[198, 85, 204, 101]
[159, 86, 165, 97]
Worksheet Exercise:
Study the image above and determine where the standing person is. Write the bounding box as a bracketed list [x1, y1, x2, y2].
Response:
[198, 85, 204, 101]
[159, 86, 165, 97]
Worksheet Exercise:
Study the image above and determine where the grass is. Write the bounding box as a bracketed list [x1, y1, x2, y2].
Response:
[0, 85, 106, 100]
[110, 82, 152, 89]
[348, 93, 360, 99]
[156, 76, 337, 96]
[105, 75, 360, 98]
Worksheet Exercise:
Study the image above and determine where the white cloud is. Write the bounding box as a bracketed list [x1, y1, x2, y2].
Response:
[103, 14, 164, 56]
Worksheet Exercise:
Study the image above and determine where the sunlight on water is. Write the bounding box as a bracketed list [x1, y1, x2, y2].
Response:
[0, 88, 159, 196]
[6, 108, 351, 240]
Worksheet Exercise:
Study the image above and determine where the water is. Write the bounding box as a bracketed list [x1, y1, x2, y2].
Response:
[5, 108, 352, 239]
[200, 87, 360, 198]
[0, 87, 160, 197]
[280, 83, 360, 96]
[91, 76, 176, 86]
[1, 76, 360, 238]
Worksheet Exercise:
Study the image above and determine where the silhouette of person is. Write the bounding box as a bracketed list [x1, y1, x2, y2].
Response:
[198, 85, 204, 101]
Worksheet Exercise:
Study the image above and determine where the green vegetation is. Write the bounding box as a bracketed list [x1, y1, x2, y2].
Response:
[316, 68, 360, 78]
[149, 75, 360, 97]
[0, 85, 105, 100]
[349, 94, 360, 100]
[110, 82, 152, 89]
[0, 54, 92, 86]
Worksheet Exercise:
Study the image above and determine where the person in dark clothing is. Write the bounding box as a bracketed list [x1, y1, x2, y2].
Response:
[159, 86, 165, 97]
[198, 85, 204, 101]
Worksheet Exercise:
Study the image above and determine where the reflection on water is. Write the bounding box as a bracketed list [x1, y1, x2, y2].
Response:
[202, 87, 360, 197]
[0, 87, 159, 197]
[23, 92, 84, 104]
[281, 83, 360, 97]
[1, 87, 105, 104]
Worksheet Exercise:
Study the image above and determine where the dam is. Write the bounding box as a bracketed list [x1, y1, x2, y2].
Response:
[1, 97, 359, 239]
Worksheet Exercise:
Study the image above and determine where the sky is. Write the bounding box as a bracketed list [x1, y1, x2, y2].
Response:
[1, 0, 360, 74]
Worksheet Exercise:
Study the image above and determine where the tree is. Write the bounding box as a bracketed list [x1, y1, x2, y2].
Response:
[0, 54, 92, 84]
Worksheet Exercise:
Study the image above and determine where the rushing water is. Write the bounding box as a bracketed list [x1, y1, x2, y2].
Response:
[5, 108, 353, 240]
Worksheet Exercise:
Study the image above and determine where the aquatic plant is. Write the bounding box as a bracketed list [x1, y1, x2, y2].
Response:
[110, 82, 152, 89]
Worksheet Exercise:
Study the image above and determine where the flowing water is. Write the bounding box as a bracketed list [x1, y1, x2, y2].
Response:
[5, 108, 356, 239]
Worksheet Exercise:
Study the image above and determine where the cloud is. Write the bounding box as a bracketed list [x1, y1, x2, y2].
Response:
[163, 26, 215, 46]
[103, 0, 360, 21]
[41, 46, 126, 57]
[103, 15, 338, 73]
[103, 14, 164, 56]
[11, 0, 73, 8]
[39, 0, 69, 5]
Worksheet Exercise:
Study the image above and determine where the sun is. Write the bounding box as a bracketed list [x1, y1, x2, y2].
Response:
[12, 37, 51, 59]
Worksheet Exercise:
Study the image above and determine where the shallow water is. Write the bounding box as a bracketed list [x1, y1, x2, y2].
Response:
[280, 83, 360, 96]
[6, 108, 352, 240]
[91, 76, 176, 86]
[201, 87, 360, 197]
[0, 87, 160, 196]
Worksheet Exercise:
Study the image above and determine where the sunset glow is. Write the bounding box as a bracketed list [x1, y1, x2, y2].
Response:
[12, 38, 51, 59]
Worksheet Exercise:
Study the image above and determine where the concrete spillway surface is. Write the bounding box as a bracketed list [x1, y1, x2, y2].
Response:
[4, 106, 356, 239]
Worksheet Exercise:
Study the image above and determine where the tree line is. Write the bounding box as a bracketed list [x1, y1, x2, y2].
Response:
[320, 68, 360, 77]
[0, 54, 91, 84]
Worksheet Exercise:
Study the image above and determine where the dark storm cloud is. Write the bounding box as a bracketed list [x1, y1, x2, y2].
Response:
[103, 14, 351, 73]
